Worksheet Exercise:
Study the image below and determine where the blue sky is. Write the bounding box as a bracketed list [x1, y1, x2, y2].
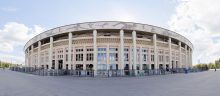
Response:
[0, 0, 220, 65]
[0, 0, 177, 27]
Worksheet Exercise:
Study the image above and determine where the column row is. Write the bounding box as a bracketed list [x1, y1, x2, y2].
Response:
[28, 30, 192, 71]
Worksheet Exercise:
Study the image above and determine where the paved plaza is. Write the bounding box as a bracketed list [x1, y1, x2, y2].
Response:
[0, 69, 219, 96]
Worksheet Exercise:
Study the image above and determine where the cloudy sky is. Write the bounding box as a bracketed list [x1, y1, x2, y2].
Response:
[0, 0, 219, 65]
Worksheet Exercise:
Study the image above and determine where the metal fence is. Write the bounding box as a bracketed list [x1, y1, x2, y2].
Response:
[10, 67, 207, 77]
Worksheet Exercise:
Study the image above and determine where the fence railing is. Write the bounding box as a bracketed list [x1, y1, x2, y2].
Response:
[9, 67, 207, 77]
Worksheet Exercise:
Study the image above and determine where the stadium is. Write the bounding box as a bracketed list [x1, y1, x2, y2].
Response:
[23, 21, 193, 76]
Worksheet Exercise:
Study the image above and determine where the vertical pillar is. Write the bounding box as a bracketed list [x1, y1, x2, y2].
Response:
[132, 30, 137, 76]
[168, 38, 172, 69]
[26, 50, 29, 67]
[28, 49, 30, 67]
[120, 30, 125, 75]
[185, 45, 188, 69]
[68, 32, 72, 70]
[24, 51, 26, 67]
[188, 49, 191, 68]
[49, 37, 53, 69]
[172, 52, 175, 69]
[93, 30, 97, 76]
[153, 34, 158, 71]
[106, 44, 110, 70]
[24, 52, 26, 67]
[31, 45, 34, 67]
[38, 41, 41, 68]
[83, 45, 86, 70]
[62, 48, 65, 70]
[148, 48, 151, 70]
[54, 49, 57, 70]
[72, 47, 76, 70]
[140, 47, 143, 70]
[129, 46, 133, 70]
[29, 49, 31, 67]
[178, 41, 181, 68]
[190, 49, 193, 68]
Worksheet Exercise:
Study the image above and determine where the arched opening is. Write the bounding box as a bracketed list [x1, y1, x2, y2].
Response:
[58, 60, 63, 69]
[124, 64, 129, 75]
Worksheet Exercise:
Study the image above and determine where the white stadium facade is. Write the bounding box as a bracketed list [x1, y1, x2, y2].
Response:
[24, 21, 193, 76]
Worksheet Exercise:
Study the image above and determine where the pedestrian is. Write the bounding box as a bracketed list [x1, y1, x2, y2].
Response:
[215, 67, 216, 72]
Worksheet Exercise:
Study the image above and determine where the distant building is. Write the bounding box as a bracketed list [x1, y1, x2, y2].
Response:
[24, 21, 193, 76]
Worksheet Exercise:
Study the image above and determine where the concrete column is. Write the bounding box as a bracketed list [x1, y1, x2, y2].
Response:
[68, 32, 72, 70]
[129, 46, 133, 70]
[185, 45, 188, 68]
[106, 44, 110, 70]
[31, 45, 34, 67]
[168, 38, 172, 69]
[49, 37, 53, 69]
[120, 30, 125, 75]
[190, 49, 193, 68]
[83, 45, 86, 70]
[148, 48, 151, 70]
[54, 49, 57, 70]
[28, 48, 30, 67]
[140, 47, 143, 70]
[38, 41, 41, 68]
[93, 30, 97, 76]
[172, 52, 175, 69]
[188, 49, 192, 68]
[25, 48, 30, 67]
[153, 34, 158, 70]
[25, 51, 26, 66]
[26, 50, 29, 67]
[25, 52, 27, 67]
[132, 30, 137, 75]
[72, 47, 76, 70]
[178, 41, 181, 68]
[62, 48, 65, 70]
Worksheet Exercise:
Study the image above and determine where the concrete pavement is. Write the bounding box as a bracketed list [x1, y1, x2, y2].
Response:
[0, 69, 219, 96]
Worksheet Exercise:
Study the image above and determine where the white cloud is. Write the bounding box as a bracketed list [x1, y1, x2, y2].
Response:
[0, 22, 45, 64]
[0, 53, 24, 64]
[1, 7, 17, 12]
[1, 22, 30, 43]
[0, 43, 13, 52]
[168, 0, 220, 64]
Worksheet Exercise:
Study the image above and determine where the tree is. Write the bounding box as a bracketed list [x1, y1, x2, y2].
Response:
[0, 61, 17, 68]
[208, 63, 215, 69]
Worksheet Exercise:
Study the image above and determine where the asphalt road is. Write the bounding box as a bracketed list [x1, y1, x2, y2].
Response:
[0, 69, 219, 96]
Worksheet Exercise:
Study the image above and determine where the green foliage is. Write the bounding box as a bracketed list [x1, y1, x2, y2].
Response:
[214, 59, 220, 68]
[194, 64, 208, 69]
[0, 61, 17, 68]
[208, 63, 215, 69]
[196, 58, 220, 69]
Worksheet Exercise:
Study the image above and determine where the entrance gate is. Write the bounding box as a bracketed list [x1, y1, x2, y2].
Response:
[124, 64, 129, 76]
